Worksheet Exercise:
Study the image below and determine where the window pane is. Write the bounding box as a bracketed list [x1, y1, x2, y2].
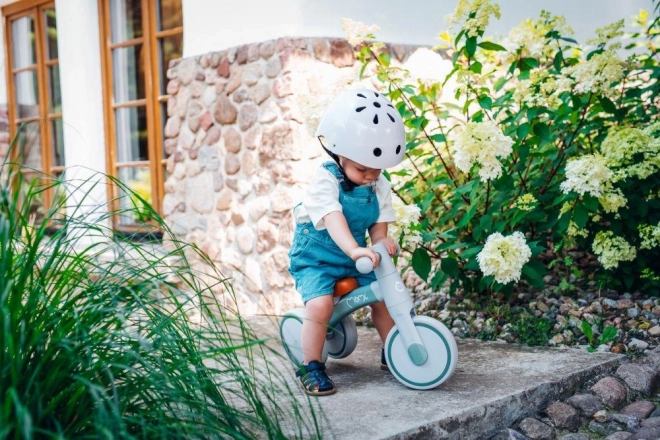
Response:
[48, 65, 62, 113]
[158, 34, 183, 95]
[11, 15, 36, 69]
[117, 166, 152, 226]
[50, 118, 65, 167]
[15, 121, 42, 170]
[14, 70, 39, 119]
[51, 171, 67, 222]
[43, 8, 58, 60]
[109, 0, 143, 43]
[115, 106, 148, 162]
[157, 0, 183, 31]
[112, 44, 146, 103]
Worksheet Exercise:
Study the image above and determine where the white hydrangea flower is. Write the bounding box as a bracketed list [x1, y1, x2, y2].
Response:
[587, 20, 625, 47]
[592, 231, 637, 269]
[477, 231, 532, 284]
[560, 154, 612, 198]
[389, 195, 422, 245]
[567, 221, 589, 238]
[554, 49, 624, 96]
[600, 125, 660, 182]
[452, 121, 514, 182]
[342, 18, 380, 47]
[513, 193, 537, 211]
[404, 48, 453, 87]
[445, 0, 501, 38]
[598, 188, 627, 214]
[639, 223, 660, 250]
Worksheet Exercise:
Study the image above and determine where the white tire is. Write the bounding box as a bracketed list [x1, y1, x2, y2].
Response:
[279, 308, 328, 366]
[326, 315, 358, 359]
[385, 315, 458, 390]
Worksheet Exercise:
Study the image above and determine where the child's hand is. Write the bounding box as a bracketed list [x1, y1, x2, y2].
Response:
[374, 237, 399, 257]
[349, 247, 381, 269]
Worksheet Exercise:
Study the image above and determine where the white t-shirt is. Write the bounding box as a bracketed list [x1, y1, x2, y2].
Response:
[293, 165, 396, 231]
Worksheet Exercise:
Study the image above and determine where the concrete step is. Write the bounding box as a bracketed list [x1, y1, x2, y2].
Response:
[256, 319, 625, 439]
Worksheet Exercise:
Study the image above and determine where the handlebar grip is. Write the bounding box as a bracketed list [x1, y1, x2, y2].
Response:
[356, 256, 373, 274]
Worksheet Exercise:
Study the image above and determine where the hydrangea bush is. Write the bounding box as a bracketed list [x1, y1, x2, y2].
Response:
[343, 1, 660, 296]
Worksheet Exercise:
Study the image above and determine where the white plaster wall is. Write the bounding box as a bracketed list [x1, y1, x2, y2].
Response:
[0, 0, 19, 104]
[54, 0, 108, 232]
[183, 0, 650, 58]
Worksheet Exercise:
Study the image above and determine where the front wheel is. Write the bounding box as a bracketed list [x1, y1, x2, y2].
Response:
[385, 315, 458, 390]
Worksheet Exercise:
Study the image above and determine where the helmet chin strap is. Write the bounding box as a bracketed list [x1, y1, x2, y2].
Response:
[321, 142, 358, 192]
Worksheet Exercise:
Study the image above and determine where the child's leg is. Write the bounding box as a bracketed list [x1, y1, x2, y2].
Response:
[370, 301, 395, 343]
[301, 294, 334, 363]
[298, 294, 336, 396]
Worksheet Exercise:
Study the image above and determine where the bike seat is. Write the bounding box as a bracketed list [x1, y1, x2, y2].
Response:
[333, 277, 358, 297]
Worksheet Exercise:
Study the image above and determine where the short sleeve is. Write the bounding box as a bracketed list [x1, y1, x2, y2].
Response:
[375, 176, 396, 224]
[303, 167, 342, 230]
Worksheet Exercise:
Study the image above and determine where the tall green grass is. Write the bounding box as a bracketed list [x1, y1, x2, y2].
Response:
[0, 146, 322, 438]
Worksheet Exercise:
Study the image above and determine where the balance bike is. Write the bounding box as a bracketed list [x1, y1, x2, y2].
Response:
[279, 242, 458, 390]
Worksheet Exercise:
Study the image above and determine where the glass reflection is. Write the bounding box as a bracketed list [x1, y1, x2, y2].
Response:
[157, 0, 183, 31]
[14, 70, 39, 119]
[109, 0, 143, 43]
[11, 15, 36, 69]
[112, 44, 146, 103]
[115, 106, 148, 162]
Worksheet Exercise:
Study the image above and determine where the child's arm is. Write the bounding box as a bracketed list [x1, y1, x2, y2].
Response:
[323, 211, 380, 268]
[369, 222, 398, 257]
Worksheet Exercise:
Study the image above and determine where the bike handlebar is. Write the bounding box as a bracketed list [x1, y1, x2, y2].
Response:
[355, 256, 374, 274]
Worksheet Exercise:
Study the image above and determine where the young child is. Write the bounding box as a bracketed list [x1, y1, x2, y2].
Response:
[288, 88, 406, 396]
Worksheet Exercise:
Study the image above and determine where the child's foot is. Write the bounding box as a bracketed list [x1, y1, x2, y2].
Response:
[297, 361, 336, 396]
[381, 348, 389, 372]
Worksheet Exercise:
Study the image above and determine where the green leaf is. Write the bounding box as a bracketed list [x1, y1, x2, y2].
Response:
[599, 326, 617, 344]
[429, 133, 446, 143]
[517, 123, 530, 139]
[412, 248, 432, 281]
[581, 321, 594, 345]
[466, 37, 477, 57]
[441, 257, 460, 277]
[532, 123, 550, 141]
[478, 41, 507, 51]
[521, 261, 545, 288]
[598, 96, 617, 114]
[573, 203, 589, 229]
[377, 52, 391, 67]
[478, 95, 492, 110]
[553, 51, 564, 72]
[470, 61, 483, 74]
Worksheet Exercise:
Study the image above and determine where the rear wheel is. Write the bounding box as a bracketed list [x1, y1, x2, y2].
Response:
[279, 308, 328, 365]
[326, 315, 358, 359]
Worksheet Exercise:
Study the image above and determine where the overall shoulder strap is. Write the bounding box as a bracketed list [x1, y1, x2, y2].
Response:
[322, 161, 356, 192]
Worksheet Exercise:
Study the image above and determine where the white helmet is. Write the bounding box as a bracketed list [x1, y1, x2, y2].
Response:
[315, 88, 406, 169]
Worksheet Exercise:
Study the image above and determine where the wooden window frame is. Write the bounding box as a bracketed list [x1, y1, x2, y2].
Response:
[2, 0, 63, 212]
[97, 0, 182, 232]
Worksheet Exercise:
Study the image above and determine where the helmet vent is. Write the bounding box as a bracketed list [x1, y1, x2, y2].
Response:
[396, 145, 401, 154]
[357, 93, 366, 98]
[373, 148, 382, 157]
[374, 92, 379, 97]
[387, 104, 394, 108]
[373, 114, 379, 124]
[356, 106, 366, 112]
[387, 113, 395, 122]
[373, 102, 381, 108]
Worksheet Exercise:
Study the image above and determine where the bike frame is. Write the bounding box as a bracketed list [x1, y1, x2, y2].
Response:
[329, 242, 429, 366]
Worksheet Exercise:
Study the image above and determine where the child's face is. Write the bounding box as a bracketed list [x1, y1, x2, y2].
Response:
[339, 157, 381, 185]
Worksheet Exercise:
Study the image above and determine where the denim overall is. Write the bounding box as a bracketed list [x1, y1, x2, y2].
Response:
[288, 161, 379, 304]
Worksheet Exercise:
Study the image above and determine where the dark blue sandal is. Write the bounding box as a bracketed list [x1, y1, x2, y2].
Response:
[381, 348, 389, 372]
[296, 361, 336, 396]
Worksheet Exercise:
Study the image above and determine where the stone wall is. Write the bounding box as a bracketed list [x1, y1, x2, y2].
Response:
[163, 37, 416, 315]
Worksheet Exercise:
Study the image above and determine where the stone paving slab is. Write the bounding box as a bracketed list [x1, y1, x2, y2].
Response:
[254, 318, 626, 440]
